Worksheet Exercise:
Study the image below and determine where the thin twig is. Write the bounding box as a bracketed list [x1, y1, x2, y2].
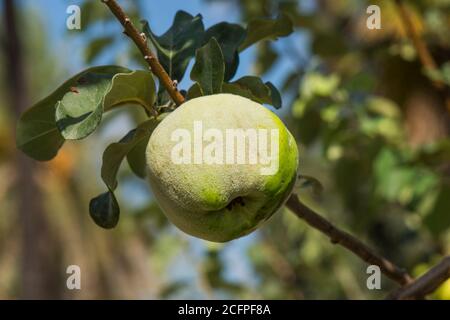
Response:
[387, 256, 450, 300]
[285, 194, 413, 286]
[101, 0, 185, 106]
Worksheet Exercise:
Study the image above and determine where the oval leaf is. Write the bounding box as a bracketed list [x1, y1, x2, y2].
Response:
[103, 70, 157, 114]
[190, 38, 225, 95]
[55, 71, 114, 140]
[56, 69, 156, 140]
[16, 65, 128, 161]
[101, 118, 160, 190]
[142, 10, 204, 82]
[89, 190, 120, 229]
[239, 13, 293, 51]
[203, 22, 246, 81]
[222, 76, 282, 108]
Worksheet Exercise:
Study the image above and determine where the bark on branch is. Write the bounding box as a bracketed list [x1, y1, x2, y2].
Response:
[387, 256, 450, 300]
[285, 194, 413, 286]
[101, 0, 185, 106]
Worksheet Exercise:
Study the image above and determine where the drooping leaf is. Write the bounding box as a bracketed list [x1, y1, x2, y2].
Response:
[222, 76, 282, 108]
[89, 189, 120, 229]
[266, 81, 282, 109]
[101, 119, 160, 190]
[142, 10, 204, 82]
[191, 38, 225, 95]
[203, 22, 246, 81]
[16, 66, 128, 161]
[56, 69, 156, 140]
[239, 13, 293, 51]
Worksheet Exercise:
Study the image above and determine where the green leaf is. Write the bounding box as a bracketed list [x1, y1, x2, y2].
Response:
[103, 70, 157, 113]
[101, 119, 160, 190]
[142, 10, 204, 82]
[191, 38, 225, 95]
[16, 65, 127, 161]
[126, 138, 148, 179]
[203, 22, 246, 81]
[239, 13, 293, 51]
[84, 36, 115, 63]
[266, 81, 282, 109]
[55, 72, 114, 140]
[56, 69, 156, 140]
[424, 184, 450, 235]
[89, 189, 120, 229]
[126, 113, 170, 179]
[222, 76, 282, 108]
[186, 83, 203, 100]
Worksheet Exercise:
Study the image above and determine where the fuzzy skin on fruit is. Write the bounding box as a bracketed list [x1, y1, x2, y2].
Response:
[146, 94, 298, 242]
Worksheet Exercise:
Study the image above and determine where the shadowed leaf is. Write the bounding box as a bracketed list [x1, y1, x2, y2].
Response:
[101, 118, 160, 190]
[223, 76, 282, 108]
[186, 83, 203, 100]
[89, 189, 120, 229]
[142, 10, 204, 82]
[203, 22, 246, 81]
[84, 36, 115, 63]
[191, 38, 225, 95]
[424, 184, 450, 235]
[239, 13, 293, 51]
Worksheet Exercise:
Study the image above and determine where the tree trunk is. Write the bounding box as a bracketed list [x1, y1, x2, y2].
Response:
[3, 0, 61, 299]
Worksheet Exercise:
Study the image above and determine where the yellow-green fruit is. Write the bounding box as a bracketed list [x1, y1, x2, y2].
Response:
[436, 279, 450, 300]
[146, 93, 298, 242]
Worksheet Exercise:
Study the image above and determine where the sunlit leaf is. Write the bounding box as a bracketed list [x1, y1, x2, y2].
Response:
[56, 69, 156, 140]
[16, 66, 128, 161]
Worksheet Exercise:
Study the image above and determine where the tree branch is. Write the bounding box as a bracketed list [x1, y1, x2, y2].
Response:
[285, 194, 413, 286]
[387, 256, 450, 300]
[101, 0, 185, 106]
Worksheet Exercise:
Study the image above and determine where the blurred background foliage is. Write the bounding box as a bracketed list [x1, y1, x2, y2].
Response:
[0, 0, 449, 299]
